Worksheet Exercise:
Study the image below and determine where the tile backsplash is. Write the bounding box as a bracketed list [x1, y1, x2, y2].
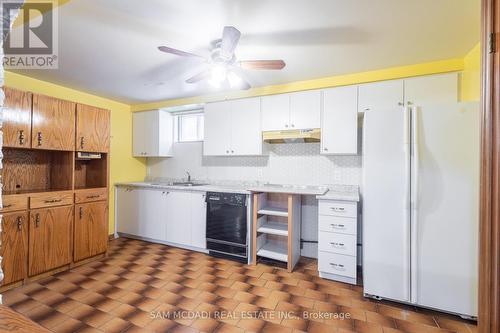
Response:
[147, 142, 362, 186]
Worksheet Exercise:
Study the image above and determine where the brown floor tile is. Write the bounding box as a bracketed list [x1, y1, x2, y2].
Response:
[3, 238, 476, 333]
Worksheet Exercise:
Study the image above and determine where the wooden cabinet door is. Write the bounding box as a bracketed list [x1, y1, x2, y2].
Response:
[230, 97, 263, 155]
[0, 212, 28, 285]
[3, 87, 32, 148]
[74, 201, 108, 262]
[203, 101, 232, 156]
[32, 94, 75, 151]
[321, 86, 358, 155]
[29, 206, 72, 276]
[289, 90, 321, 129]
[76, 104, 110, 152]
[261, 94, 290, 131]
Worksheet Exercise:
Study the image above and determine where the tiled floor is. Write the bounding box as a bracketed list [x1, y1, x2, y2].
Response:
[3, 238, 477, 333]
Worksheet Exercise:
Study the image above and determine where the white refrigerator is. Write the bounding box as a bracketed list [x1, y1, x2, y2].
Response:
[362, 102, 479, 318]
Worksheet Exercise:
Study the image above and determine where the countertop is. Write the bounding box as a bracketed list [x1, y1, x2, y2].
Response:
[316, 184, 360, 202]
[116, 181, 358, 200]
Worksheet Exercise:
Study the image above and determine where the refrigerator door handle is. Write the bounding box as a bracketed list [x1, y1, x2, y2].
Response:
[410, 105, 420, 304]
[403, 106, 411, 302]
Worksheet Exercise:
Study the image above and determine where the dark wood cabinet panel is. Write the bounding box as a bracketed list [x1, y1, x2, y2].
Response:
[0, 212, 28, 285]
[74, 201, 108, 262]
[3, 87, 32, 148]
[29, 206, 73, 276]
[76, 104, 110, 153]
[31, 94, 75, 151]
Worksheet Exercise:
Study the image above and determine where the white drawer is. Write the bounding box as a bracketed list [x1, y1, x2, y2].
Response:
[318, 251, 356, 278]
[319, 200, 357, 218]
[319, 215, 356, 235]
[319, 232, 357, 256]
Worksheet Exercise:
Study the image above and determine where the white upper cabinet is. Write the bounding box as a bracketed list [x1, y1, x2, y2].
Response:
[261, 94, 290, 131]
[321, 85, 358, 155]
[204, 98, 265, 156]
[230, 97, 263, 155]
[289, 90, 321, 129]
[204, 101, 232, 156]
[358, 79, 404, 111]
[404, 73, 458, 106]
[133, 110, 173, 157]
[262, 90, 321, 131]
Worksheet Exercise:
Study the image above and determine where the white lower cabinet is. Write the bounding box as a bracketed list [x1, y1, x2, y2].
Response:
[318, 198, 358, 284]
[116, 187, 207, 250]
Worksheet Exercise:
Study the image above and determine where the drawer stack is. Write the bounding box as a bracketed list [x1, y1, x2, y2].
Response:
[317, 199, 358, 284]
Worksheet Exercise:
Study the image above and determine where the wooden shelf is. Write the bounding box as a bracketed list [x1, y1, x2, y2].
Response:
[257, 242, 288, 262]
[257, 222, 288, 236]
[258, 207, 289, 217]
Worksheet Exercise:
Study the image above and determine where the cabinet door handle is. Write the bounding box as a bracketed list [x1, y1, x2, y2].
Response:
[80, 136, 85, 149]
[330, 207, 345, 212]
[79, 207, 83, 219]
[226, 150, 229, 154]
[330, 223, 345, 229]
[17, 216, 23, 231]
[291, 124, 295, 127]
[37, 132, 42, 146]
[19, 130, 25, 145]
[330, 242, 345, 248]
[285, 124, 289, 128]
[329, 263, 346, 271]
[323, 147, 328, 151]
[86, 195, 99, 199]
[2, 204, 13, 208]
[44, 199, 62, 203]
[231, 150, 234, 153]
[35, 213, 40, 228]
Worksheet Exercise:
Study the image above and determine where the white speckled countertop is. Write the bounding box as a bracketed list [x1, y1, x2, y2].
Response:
[116, 180, 358, 200]
[316, 184, 360, 202]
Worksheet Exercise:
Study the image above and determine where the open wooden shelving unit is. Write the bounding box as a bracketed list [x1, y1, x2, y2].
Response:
[252, 192, 301, 272]
[0, 87, 111, 292]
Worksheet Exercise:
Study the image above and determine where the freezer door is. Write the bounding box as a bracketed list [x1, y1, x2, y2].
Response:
[414, 102, 479, 316]
[363, 107, 411, 302]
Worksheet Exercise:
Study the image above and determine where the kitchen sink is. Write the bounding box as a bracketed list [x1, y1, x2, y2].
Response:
[171, 182, 207, 187]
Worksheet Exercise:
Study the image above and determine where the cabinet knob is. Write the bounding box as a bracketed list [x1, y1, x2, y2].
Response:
[324, 147, 328, 151]
[19, 130, 25, 145]
[285, 124, 288, 128]
[226, 150, 229, 154]
[291, 124, 295, 128]
[407, 101, 413, 106]
[231, 150, 234, 153]
[37, 132, 42, 146]
[398, 102, 404, 106]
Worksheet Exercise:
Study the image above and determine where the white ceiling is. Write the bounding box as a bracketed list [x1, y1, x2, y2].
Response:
[12, 0, 480, 104]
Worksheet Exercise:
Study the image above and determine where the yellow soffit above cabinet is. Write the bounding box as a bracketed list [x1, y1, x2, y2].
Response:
[262, 128, 321, 144]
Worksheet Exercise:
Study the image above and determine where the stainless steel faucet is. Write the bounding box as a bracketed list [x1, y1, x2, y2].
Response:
[186, 171, 191, 182]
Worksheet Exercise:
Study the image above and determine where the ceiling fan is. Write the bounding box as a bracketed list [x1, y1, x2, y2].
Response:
[158, 26, 286, 90]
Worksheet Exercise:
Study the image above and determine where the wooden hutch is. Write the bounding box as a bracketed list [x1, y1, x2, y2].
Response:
[0, 87, 110, 292]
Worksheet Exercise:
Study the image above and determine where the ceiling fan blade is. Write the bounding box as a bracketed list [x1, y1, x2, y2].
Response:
[186, 70, 210, 83]
[158, 46, 205, 59]
[239, 60, 286, 70]
[220, 26, 241, 60]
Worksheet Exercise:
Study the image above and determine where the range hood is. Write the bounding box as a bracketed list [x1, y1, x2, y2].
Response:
[262, 128, 321, 144]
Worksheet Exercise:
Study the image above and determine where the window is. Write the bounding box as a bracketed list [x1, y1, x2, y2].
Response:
[174, 111, 204, 142]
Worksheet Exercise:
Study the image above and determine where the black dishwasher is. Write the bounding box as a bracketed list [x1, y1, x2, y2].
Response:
[206, 192, 248, 262]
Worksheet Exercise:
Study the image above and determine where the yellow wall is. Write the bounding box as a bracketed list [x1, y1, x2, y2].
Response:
[3, 71, 147, 235]
[462, 43, 481, 101]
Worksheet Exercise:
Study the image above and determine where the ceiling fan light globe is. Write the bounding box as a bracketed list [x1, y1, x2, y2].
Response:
[211, 65, 227, 84]
[228, 71, 243, 88]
